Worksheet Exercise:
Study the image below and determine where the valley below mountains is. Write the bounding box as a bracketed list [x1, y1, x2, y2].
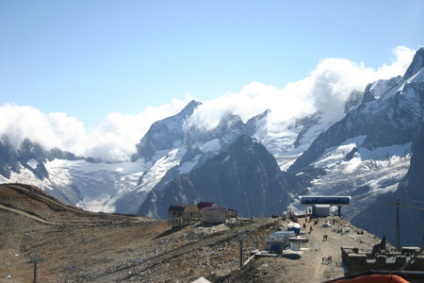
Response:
[1, 48, 424, 248]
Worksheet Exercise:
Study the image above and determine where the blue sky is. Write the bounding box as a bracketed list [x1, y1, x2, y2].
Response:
[1, 0, 423, 127]
[0, 1, 423, 160]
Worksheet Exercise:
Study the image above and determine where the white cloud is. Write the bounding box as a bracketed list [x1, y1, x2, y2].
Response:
[0, 98, 191, 162]
[187, 46, 415, 131]
[0, 47, 415, 162]
[0, 104, 67, 149]
[46, 112, 87, 150]
[375, 46, 415, 78]
[83, 98, 190, 161]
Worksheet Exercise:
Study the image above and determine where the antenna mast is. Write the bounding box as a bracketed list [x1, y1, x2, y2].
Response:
[389, 198, 401, 250]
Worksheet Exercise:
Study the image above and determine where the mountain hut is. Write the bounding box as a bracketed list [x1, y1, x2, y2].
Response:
[197, 201, 219, 210]
[182, 204, 200, 224]
[200, 207, 227, 224]
[168, 204, 200, 225]
[168, 204, 185, 225]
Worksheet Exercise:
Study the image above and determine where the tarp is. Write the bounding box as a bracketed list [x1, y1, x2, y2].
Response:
[287, 222, 301, 235]
[191, 277, 212, 283]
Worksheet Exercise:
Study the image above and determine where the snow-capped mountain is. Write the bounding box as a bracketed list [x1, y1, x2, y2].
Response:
[138, 47, 424, 245]
[0, 95, 338, 214]
[351, 124, 424, 248]
[289, 47, 424, 198]
[139, 135, 295, 218]
[1, 48, 423, 246]
[287, 47, 424, 245]
[0, 136, 144, 212]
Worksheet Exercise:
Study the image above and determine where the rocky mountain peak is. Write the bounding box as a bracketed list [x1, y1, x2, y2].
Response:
[135, 100, 201, 161]
[216, 114, 244, 130]
[403, 47, 424, 80]
[180, 100, 202, 117]
[139, 134, 293, 218]
[246, 109, 270, 136]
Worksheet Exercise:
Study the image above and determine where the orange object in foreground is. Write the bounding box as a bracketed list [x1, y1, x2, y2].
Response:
[331, 274, 409, 283]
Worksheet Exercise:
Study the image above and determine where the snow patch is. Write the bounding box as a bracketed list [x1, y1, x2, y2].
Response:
[302, 141, 412, 219]
[26, 159, 39, 169]
[179, 155, 200, 174]
[77, 196, 115, 213]
[200, 139, 221, 153]
[407, 67, 424, 83]
[136, 147, 187, 193]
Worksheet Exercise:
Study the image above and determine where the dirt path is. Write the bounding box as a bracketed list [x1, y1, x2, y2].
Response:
[0, 203, 56, 225]
[311, 222, 335, 281]
[300, 217, 377, 282]
[1, 183, 146, 225]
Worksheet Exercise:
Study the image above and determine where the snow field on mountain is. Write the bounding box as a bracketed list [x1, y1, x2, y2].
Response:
[305, 137, 412, 218]
[47, 159, 145, 212]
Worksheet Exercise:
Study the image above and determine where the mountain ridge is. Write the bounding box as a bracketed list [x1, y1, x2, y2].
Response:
[139, 135, 295, 218]
[1, 48, 424, 247]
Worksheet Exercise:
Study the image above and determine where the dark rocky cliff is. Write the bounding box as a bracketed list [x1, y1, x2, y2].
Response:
[139, 135, 294, 218]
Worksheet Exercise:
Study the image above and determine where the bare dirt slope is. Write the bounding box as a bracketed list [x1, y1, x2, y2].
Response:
[0, 183, 385, 283]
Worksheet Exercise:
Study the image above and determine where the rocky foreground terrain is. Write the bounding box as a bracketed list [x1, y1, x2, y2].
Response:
[0, 183, 390, 283]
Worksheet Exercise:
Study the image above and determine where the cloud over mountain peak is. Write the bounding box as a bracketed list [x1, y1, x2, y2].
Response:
[0, 46, 415, 162]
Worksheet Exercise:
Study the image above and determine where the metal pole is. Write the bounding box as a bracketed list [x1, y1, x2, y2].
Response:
[239, 239, 243, 268]
[395, 198, 401, 251]
[389, 198, 401, 250]
[237, 230, 247, 268]
[34, 260, 37, 283]
[31, 254, 39, 283]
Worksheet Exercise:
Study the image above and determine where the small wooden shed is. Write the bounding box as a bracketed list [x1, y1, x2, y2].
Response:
[226, 208, 238, 219]
[289, 236, 309, 251]
[265, 231, 295, 253]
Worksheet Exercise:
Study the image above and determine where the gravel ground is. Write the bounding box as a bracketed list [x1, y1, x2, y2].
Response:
[0, 183, 386, 283]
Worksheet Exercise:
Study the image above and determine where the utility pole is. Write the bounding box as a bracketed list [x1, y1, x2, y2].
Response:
[395, 198, 401, 251]
[237, 230, 247, 268]
[389, 198, 401, 250]
[239, 238, 243, 268]
[31, 253, 39, 283]
[388, 198, 424, 251]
